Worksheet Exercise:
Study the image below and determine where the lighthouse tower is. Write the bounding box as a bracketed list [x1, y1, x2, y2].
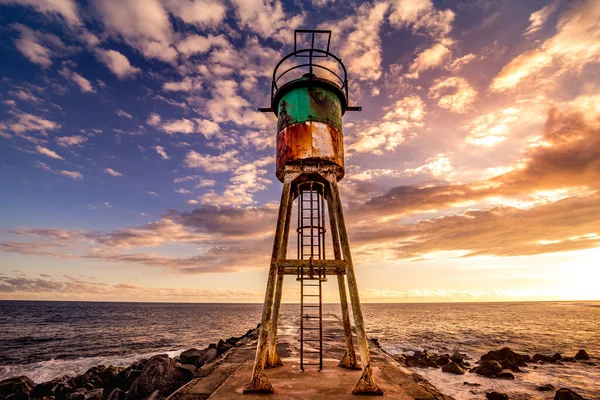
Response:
[244, 30, 382, 396]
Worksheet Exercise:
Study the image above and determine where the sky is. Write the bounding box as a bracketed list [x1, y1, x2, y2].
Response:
[0, 0, 599, 303]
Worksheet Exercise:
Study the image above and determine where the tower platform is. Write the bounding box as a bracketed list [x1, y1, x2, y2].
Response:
[170, 314, 452, 400]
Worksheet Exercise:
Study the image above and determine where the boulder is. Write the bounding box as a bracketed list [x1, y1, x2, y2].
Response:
[533, 354, 554, 363]
[480, 347, 528, 372]
[554, 388, 585, 400]
[5, 394, 30, 400]
[100, 367, 122, 386]
[141, 391, 160, 400]
[216, 340, 233, 356]
[196, 348, 217, 368]
[537, 384, 555, 392]
[442, 362, 464, 375]
[174, 365, 195, 381]
[1, 376, 35, 398]
[574, 350, 590, 360]
[497, 371, 515, 380]
[562, 357, 576, 363]
[179, 349, 205, 366]
[403, 350, 439, 368]
[474, 360, 503, 377]
[106, 368, 134, 393]
[125, 355, 177, 400]
[463, 382, 481, 387]
[226, 336, 242, 346]
[51, 382, 74, 400]
[31, 379, 62, 398]
[553, 353, 563, 362]
[486, 392, 509, 400]
[107, 389, 126, 400]
[436, 356, 450, 367]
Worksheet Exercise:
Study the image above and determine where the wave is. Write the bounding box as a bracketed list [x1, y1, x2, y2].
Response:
[0, 349, 183, 384]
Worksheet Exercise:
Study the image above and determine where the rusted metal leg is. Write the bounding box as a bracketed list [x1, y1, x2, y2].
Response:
[244, 176, 295, 394]
[326, 191, 359, 370]
[327, 175, 383, 396]
[266, 189, 293, 368]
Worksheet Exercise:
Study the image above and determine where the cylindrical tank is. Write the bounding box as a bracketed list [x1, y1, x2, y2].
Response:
[273, 74, 347, 182]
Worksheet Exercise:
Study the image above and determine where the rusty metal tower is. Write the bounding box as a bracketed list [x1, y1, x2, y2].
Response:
[244, 30, 382, 396]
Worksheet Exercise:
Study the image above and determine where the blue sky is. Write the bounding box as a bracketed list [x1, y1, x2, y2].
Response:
[1, 0, 599, 302]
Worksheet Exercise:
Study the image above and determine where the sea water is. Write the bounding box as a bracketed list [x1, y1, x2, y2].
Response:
[1, 301, 598, 399]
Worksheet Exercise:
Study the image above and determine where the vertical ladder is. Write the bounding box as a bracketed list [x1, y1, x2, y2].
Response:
[297, 182, 327, 371]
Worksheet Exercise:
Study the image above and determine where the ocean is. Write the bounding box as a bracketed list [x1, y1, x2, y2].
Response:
[1, 301, 599, 399]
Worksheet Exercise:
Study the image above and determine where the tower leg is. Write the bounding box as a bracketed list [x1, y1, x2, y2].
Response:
[326, 191, 359, 370]
[244, 176, 295, 394]
[327, 175, 383, 396]
[266, 189, 293, 368]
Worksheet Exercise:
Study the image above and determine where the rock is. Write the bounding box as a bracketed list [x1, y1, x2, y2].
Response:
[216, 340, 233, 355]
[562, 357, 576, 363]
[574, 350, 590, 360]
[125, 355, 177, 400]
[554, 388, 585, 400]
[533, 353, 554, 363]
[226, 336, 241, 346]
[403, 350, 439, 368]
[31, 379, 62, 398]
[65, 389, 86, 400]
[451, 352, 468, 364]
[51, 382, 74, 400]
[207, 343, 217, 350]
[553, 353, 563, 361]
[5, 394, 30, 400]
[174, 364, 195, 381]
[463, 382, 481, 387]
[474, 360, 503, 377]
[107, 389, 126, 400]
[126, 371, 141, 383]
[537, 384, 555, 392]
[179, 349, 205, 366]
[480, 347, 528, 372]
[497, 371, 515, 380]
[442, 362, 465, 375]
[100, 367, 122, 386]
[196, 348, 217, 368]
[106, 368, 135, 393]
[436, 356, 450, 367]
[1, 376, 35, 397]
[486, 392, 509, 400]
[141, 391, 160, 400]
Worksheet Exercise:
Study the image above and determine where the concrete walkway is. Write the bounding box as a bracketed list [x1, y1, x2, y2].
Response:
[173, 314, 452, 400]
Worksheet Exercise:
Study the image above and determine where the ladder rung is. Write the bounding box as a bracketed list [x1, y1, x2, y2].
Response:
[303, 327, 320, 330]
[303, 350, 321, 353]
[303, 284, 320, 286]
[303, 294, 319, 296]
[304, 316, 320, 319]
[302, 363, 321, 366]
[303, 305, 320, 308]
[302, 339, 320, 342]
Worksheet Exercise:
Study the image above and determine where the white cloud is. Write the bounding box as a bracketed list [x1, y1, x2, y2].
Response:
[154, 145, 169, 160]
[13, 24, 53, 67]
[0, 0, 81, 26]
[36, 145, 64, 160]
[6, 109, 60, 135]
[146, 113, 161, 126]
[184, 149, 239, 173]
[162, 77, 200, 92]
[524, 0, 561, 36]
[404, 153, 454, 178]
[89, 202, 111, 210]
[389, 0, 455, 39]
[55, 135, 88, 147]
[161, 118, 195, 134]
[36, 161, 83, 179]
[115, 109, 133, 119]
[96, 49, 141, 79]
[194, 119, 220, 138]
[93, 0, 177, 62]
[60, 67, 95, 93]
[175, 34, 229, 56]
[446, 53, 476, 72]
[104, 168, 123, 176]
[147, 191, 159, 196]
[164, 0, 227, 29]
[175, 188, 190, 194]
[9, 89, 41, 103]
[406, 42, 452, 79]
[428, 76, 477, 114]
[230, 0, 288, 38]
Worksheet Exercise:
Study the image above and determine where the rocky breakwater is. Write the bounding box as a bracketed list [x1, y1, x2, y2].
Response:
[0, 325, 260, 400]
[398, 347, 596, 400]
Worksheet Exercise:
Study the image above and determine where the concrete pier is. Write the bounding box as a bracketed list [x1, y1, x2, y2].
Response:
[171, 314, 453, 400]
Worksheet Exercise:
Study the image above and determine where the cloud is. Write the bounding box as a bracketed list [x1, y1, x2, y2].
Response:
[349, 95, 426, 154]
[406, 42, 452, 79]
[175, 34, 229, 56]
[12, 24, 54, 67]
[404, 153, 454, 178]
[60, 67, 95, 93]
[55, 135, 88, 147]
[153, 145, 169, 160]
[446, 53, 476, 72]
[95, 49, 141, 79]
[161, 118, 195, 134]
[89, 202, 111, 210]
[389, 0, 455, 39]
[229, 0, 293, 38]
[0, 0, 81, 26]
[35, 161, 83, 179]
[146, 113, 161, 127]
[428, 76, 477, 114]
[194, 119, 220, 138]
[162, 77, 200, 92]
[36, 145, 64, 160]
[104, 168, 123, 176]
[92, 0, 177, 62]
[490, 0, 600, 92]
[147, 191, 159, 197]
[184, 149, 239, 173]
[524, 0, 561, 36]
[9, 89, 41, 103]
[115, 109, 133, 119]
[163, 0, 227, 29]
[5, 109, 60, 135]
